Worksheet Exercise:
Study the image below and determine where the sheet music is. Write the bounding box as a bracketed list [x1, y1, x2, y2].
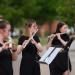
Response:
[39, 47, 62, 64]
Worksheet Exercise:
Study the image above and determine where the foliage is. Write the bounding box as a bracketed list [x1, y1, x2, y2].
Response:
[0, 0, 75, 26]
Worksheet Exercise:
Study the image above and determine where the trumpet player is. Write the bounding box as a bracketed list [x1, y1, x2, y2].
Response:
[16, 19, 43, 75]
[0, 20, 17, 75]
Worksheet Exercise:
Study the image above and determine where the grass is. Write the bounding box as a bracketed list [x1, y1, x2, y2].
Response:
[39, 37, 48, 46]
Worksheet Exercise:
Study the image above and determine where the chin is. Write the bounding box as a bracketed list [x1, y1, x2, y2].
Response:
[4, 36, 8, 39]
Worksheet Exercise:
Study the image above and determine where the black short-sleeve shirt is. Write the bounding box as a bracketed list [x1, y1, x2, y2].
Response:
[52, 34, 70, 47]
[18, 34, 40, 56]
[0, 43, 13, 75]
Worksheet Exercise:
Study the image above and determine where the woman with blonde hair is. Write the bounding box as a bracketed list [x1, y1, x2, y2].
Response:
[17, 19, 43, 75]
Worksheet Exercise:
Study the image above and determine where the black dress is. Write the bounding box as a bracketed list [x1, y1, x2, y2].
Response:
[18, 35, 40, 75]
[0, 43, 13, 75]
[49, 34, 72, 75]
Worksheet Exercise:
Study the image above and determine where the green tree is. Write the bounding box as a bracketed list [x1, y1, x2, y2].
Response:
[0, 0, 75, 27]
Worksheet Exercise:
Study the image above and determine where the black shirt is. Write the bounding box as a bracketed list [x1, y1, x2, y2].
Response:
[18, 35, 40, 57]
[52, 34, 70, 47]
[19, 35, 41, 75]
[0, 43, 12, 61]
[0, 43, 13, 75]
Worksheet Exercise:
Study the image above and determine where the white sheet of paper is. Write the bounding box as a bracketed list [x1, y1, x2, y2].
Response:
[39, 47, 62, 64]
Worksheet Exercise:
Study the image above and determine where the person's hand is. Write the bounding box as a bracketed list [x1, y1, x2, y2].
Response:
[29, 27, 38, 37]
[2, 42, 9, 50]
[11, 43, 17, 52]
[31, 38, 37, 45]
[29, 31, 33, 37]
[6, 41, 17, 52]
[48, 34, 56, 41]
[34, 27, 38, 33]
[0, 42, 9, 52]
[56, 33, 61, 40]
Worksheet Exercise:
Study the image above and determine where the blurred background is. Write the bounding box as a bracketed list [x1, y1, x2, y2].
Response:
[0, 0, 75, 38]
[0, 0, 75, 75]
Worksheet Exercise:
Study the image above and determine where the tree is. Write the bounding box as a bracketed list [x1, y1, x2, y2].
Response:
[0, 0, 75, 27]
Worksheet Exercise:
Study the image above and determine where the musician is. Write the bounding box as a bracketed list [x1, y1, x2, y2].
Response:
[0, 20, 16, 75]
[17, 19, 43, 75]
[47, 22, 72, 75]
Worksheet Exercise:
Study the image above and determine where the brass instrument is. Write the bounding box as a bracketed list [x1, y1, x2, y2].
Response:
[8, 36, 17, 52]
[8, 36, 13, 48]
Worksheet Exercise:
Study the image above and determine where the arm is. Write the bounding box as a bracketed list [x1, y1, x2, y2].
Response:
[58, 38, 67, 46]
[46, 34, 55, 49]
[31, 39, 43, 52]
[12, 51, 18, 61]
[16, 38, 31, 54]
[16, 45, 23, 54]
[11, 45, 23, 61]
[46, 40, 52, 49]
[10, 43, 18, 61]
[56, 33, 67, 46]
[0, 42, 9, 53]
[16, 36, 26, 55]
[34, 42, 43, 52]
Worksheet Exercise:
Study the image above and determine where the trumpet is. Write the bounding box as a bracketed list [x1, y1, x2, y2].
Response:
[22, 29, 38, 49]
[8, 36, 17, 52]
